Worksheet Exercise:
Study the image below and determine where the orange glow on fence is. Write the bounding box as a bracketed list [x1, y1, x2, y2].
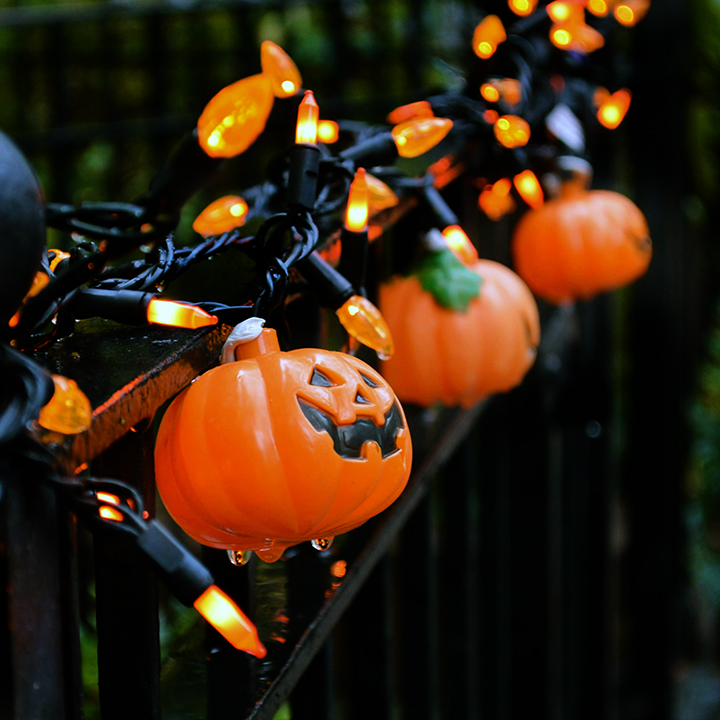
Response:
[99, 506, 124, 522]
[472, 15, 507, 59]
[597, 89, 631, 129]
[146, 299, 218, 329]
[194, 585, 267, 657]
[391, 117, 453, 158]
[193, 196, 249, 237]
[345, 168, 369, 233]
[336, 295, 394, 359]
[318, 120, 339, 143]
[587, 0, 610, 16]
[514, 170, 544, 208]
[197, 74, 274, 158]
[296, 90, 319, 144]
[481, 84, 500, 103]
[479, 178, 516, 221]
[386, 100, 434, 125]
[365, 173, 399, 212]
[494, 115, 530, 148]
[260, 40, 302, 98]
[97, 492, 121, 505]
[614, 0, 650, 26]
[38, 374, 92, 434]
[442, 225, 479, 265]
[508, 0, 537, 17]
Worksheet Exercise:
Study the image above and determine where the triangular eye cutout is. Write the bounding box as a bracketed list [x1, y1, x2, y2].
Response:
[359, 372, 380, 389]
[310, 367, 335, 387]
[354, 390, 372, 405]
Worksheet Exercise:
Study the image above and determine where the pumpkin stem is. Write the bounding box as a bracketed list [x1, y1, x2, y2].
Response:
[222, 317, 280, 362]
[557, 156, 593, 198]
[234, 328, 280, 361]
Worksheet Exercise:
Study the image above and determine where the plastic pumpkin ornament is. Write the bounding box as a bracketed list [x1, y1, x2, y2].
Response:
[380, 232, 540, 408]
[511, 161, 652, 304]
[155, 319, 412, 562]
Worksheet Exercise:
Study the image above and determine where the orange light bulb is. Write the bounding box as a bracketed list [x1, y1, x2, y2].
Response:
[391, 117, 453, 158]
[494, 115, 531, 148]
[597, 89, 631, 129]
[296, 90, 319, 145]
[336, 295, 394, 360]
[509, 0, 537, 16]
[513, 170, 544, 208]
[593, 86, 611, 108]
[96, 492, 121, 505]
[442, 225, 479, 265]
[546, 1, 583, 23]
[551, 26, 573, 48]
[614, 0, 650, 26]
[386, 100, 434, 126]
[48, 249, 71, 273]
[345, 168, 369, 233]
[483, 109, 500, 124]
[472, 15, 507, 59]
[194, 585, 266, 657]
[365, 173, 399, 213]
[479, 178, 516, 221]
[193, 196, 249, 238]
[197, 74, 274, 158]
[38, 374, 92, 435]
[146, 299, 218, 329]
[587, 0, 610, 16]
[318, 120, 339, 143]
[99, 506, 124, 522]
[260, 40, 302, 98]
[480, 84, 501, 103]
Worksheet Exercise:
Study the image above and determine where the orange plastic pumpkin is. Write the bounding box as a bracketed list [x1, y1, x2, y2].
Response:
[155, 323, 412, 562]
[380, 250, 540, 408]
[511, 180, 651, 304]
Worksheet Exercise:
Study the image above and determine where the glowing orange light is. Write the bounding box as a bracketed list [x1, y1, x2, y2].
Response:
[513, 170, 544, 209]
[197, 74, 274, 158]
[472, 15, 507, 59]
[296, 90, 319, 145]
[593, 86, 611, 108]
[498, 79, 523, 106]
[494, 115, 531, 148]
[597, 88, 631, 129]
[146, 299, 218, 329]
[8, 312, 20, 328]
[365, 173, 399, 212]
[442, 225, 479, 265]
[479, 178, 516, 221]
[509, 0, 537, 16]
[547, 1, 583, 23]
[587, 0, 609, 16]
[345, 168, 370, 233]
[481, 84, 501, 103]
[194, 585, 266, 657]
[319, 237, 342, 264]
[97, 492, 121, 505]
[552, 27, 573, 47]
[391, 117, 453, 158]
[48, 249, 71, 273]
[38, 375, 92, 434]
[572, 22, 605, 52]
[99, 506, 124, 522]
[193, 196, 249, 238]
[331, 560, 348, 578]
[483, 109, 500, 124]
[614, 0, 649, 26]
[336, 295, 394, 360]
[386, 100, 434, 126]
[260, 40, 302, 98]
[318, 120, 339, 143]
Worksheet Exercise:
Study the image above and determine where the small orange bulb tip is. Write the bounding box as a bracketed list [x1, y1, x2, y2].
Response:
[391, 117, 453, 158]
[146, 299, 218, 329]
[37, 374, 92, 434]
[472, 15, 507, 59]
[386, 100, 434, 126]
[494, 115, 531, 148]
[345, 167, 370, 233]
[480, 84, 500, 103]
[587, 0, 609, 16]
[442, 225, 479, 265]
[336, 296, 394, 360]
[194, 586, 266, 658]
[365, 173, 399, 213]
[99, 506, 124, 522]
[597, 89, 632, 129]
[317, 120, 339, 144]
[260, 40, 303, 98]
[614, 0, 649, 26]
[193, 195, 249, 237]
[513, 170, 544, 208]
[509, 0, 537, 17]
[96, 492, 121, 505]
[296, 90, 319, 145]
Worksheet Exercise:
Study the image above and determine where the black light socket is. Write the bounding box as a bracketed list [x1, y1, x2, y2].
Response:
[339, 133, 398, 166]
[297, 252, 355, 309]
[287, 143, 321, 211]
[338, 227, 369, 296]
[70, 288, 153, 325]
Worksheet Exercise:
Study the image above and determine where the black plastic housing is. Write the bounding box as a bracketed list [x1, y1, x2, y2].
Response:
[297, 251, 355, 310]
[339, 133, 398, 166]
[70, 289, 153, 325]
[287, 143, 321, 211]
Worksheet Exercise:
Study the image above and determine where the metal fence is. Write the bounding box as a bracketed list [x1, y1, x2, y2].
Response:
[0, 2, 706, 720]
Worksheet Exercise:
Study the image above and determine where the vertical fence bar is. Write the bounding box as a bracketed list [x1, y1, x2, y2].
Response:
[92, 427, 161, 720]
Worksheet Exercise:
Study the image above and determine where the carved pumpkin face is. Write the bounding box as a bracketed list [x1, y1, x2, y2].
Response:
[154, 328, 412, 562]
[380, 258, 540, 408]
[511, 185, 652, 304]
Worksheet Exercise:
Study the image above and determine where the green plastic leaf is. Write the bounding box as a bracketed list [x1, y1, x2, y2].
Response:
[415, 247, 482, 312]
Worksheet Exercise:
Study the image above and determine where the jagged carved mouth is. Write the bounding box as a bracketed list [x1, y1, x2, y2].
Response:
[297, 398, 404, 460]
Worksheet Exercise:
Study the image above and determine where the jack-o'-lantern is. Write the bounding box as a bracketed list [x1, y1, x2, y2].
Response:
[380, 237, 540, 408]
[511, 161, 651, 304]
[155, 319, 412, 562]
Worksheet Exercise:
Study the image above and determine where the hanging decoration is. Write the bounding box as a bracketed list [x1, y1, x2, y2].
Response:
[155, 319, 412, 563]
